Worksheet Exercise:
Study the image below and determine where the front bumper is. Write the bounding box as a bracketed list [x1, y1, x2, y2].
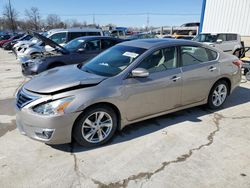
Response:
[21, 62, 42, 76]
[16, 106, 81, 144]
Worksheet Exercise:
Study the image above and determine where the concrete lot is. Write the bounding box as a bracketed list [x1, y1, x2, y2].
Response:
[0, 49, 250, 188]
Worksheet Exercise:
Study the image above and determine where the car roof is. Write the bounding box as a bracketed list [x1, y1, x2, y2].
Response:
[200, 32, 239, 35]
[47, 28, 102, 34]
[72, 36, 123, 41]
[117, 38, 202, 49]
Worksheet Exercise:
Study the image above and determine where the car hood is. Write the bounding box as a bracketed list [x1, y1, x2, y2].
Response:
[24, 65, 107, 94]
[203, 42, 216, 46]
[33, 32, 69, 54]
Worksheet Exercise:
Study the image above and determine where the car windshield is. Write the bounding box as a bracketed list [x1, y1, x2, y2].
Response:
[64, 38, 84, 52]
[193, 34, 218, 42]
[80, 45, 146, 77]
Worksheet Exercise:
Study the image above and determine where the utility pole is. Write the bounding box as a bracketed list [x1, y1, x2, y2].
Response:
[146, 13, 149, 31]
[93, 14, 95, 26]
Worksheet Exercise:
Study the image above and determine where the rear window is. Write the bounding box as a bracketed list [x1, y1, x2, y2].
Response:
[206, 48, 218, 61]
[86, 32, 101, 36]
[180, 46, 217, 66]
[226, 34, 237, 41]
[68, 32, 86, 41]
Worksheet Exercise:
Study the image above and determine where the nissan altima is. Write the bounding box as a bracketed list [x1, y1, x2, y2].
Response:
[15, 39, 242, 147]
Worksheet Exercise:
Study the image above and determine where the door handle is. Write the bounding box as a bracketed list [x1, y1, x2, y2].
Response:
[208, 66, 217, 72]
[171, 76, 181, 82]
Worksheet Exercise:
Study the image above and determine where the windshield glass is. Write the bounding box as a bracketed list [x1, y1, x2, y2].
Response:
[81, 45, 146, 77]
[193, 34, 218, 42]
[64, 38, 84, 52]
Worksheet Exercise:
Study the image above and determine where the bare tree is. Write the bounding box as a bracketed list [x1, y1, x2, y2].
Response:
[46, 14, 65, 29]
[64, 19, 88, 28]
[2, 0, 18, 32]
[25, 7, 41, 31]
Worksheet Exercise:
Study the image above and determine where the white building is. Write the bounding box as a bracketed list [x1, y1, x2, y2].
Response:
[200, 0, 250, 45]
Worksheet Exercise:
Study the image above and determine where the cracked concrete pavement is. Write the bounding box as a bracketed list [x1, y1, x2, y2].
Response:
[0, 49, 250, 188]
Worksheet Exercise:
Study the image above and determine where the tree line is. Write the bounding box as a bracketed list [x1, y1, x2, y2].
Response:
[0, 0, 94, 33]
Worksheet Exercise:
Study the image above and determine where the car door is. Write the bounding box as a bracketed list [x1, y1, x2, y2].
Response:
[216, 34, 232, 53]
[180, 46, 219, 106]
[123, 47, 182, 121]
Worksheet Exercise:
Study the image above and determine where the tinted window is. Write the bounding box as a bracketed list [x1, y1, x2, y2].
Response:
[68, 32, 86, 41]
[217, 34, 226, 41]
[86, 32, 101, 36]
[64, 38, 85, 52]
[226, 34, 237, 41]
[138, 47, 177, 73]
[181, 46, 210, 66]
[101, 39, 117, 50]
[193, 34, 217, 42]
[85, 39, 101, 51]
[206, 49, 218, 61]
[49, 32, 67, 44]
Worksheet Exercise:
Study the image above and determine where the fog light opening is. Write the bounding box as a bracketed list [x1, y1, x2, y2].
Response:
[35, 129, 54, 140]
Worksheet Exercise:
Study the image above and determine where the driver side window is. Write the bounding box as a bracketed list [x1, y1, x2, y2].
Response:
[138, 47, 177, 73]
[84, 39, 101, 51]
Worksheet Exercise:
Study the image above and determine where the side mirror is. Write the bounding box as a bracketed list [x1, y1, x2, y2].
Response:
[246, 72, 250, 81]
[77, 48, 85, 53]
[216, 39, 223, 44]
[131, 68, 149, 78]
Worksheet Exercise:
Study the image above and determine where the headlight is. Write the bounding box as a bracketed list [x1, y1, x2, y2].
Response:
[26, 59, 44, 67]
[32, 97, 74, 115]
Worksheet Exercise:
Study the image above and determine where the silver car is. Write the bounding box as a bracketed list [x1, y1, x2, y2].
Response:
[15, 39, 242, 147]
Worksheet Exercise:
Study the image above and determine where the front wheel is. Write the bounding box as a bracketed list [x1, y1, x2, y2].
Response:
[73, 105, 117, 147]
[207, 81, 229, 109]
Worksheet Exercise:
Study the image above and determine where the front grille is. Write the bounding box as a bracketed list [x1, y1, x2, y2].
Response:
[16, 89, 37, 109]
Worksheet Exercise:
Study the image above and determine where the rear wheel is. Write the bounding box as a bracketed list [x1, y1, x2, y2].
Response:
[73, 105, 117, 147]
[207, 80, 229, 109]
[244, 68, 249, 75]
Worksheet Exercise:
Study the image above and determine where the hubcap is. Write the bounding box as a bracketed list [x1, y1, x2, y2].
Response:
[82, 111, 113, 143]
[212, 84, 227, 107]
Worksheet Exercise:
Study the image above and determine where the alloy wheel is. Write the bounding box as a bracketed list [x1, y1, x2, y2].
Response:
[212, 84, 227, 107]
[81, 111, 113, 143]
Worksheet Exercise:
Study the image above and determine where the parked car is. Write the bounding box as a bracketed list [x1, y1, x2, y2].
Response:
[3, 34, 33, 50]
[173, 22, 200, 36]
[193, 33, 242, 56]
[21, 33, 124, 76]
[0, 34, 23, 47]
[174, 35, 194, 40]
[0, 34, 11, 41]
[15, 39, 241, 146]
[127, 33, 157, 40]
[16, 28, 104, 59]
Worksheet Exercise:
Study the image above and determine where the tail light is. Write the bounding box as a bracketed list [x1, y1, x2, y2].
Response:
[233, 60, 242, 69]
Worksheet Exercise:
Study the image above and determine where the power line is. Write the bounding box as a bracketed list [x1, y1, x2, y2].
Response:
[36, 12, 200, 17]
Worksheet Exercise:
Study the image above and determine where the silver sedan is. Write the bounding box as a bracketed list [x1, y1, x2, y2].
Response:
[15, 39, 242, 146]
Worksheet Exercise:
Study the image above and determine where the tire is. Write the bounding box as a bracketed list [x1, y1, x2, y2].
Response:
[207, 80, 229, 109]
[243, 68, 249, 75]
[73, 105, 118, 147]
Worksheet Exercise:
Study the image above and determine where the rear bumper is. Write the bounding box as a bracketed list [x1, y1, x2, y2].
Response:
[16, 107, 81, 144]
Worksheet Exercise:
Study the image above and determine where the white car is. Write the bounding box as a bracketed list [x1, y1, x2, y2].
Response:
[193, 33, 242, 56]
[16, 28, 104, 61]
